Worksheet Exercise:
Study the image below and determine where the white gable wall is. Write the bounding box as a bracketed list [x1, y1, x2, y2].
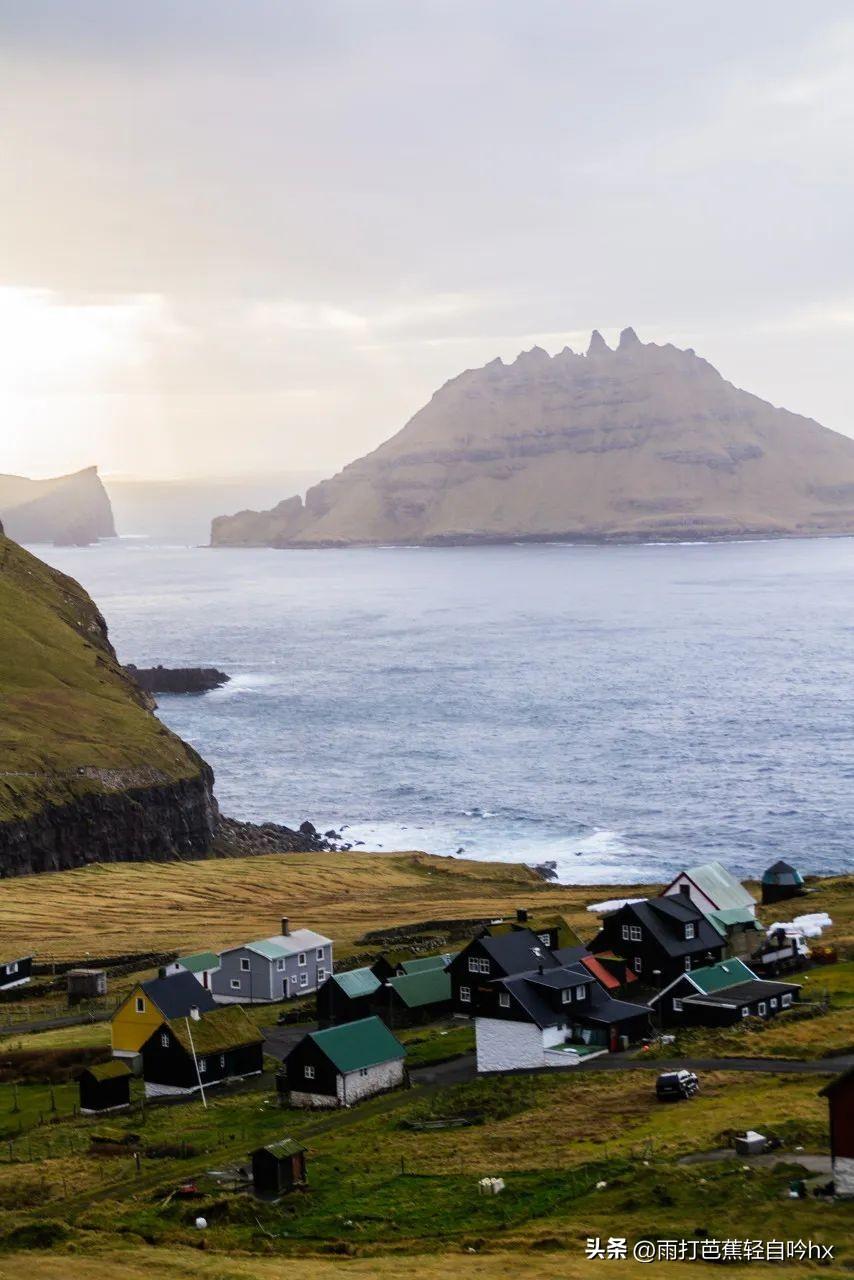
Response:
[664, 875, 718, 916]
[475, 1017, 547, 1071]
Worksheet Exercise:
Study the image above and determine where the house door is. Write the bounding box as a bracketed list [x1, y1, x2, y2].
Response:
[203, 973, 209, 989]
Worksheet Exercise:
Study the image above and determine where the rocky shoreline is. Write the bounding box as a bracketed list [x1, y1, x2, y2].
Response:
[212, 815, 344, 857]
[125, 664, 229, 695]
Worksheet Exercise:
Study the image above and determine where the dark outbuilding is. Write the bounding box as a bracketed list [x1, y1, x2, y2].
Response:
[251, 1138, 308, 1197]
[761, 861, 807, 905]
[78, 1060, 132, 1114]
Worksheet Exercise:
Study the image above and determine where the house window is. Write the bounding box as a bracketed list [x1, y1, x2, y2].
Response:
[561, 988, 571, 1004]
[673, 999, 683, 1013]
[6, 962, 18, 975]
[230, 978, 241, 990]
[304, 1065, 315, 1080]
[220, 1055, 226, 1069]
[742, 1007, 749, 1018]
[770, 997, 778, 1009]
[532, 946, 542, 958]
[299, 973, 308, 988]
[684, 957, 692, 972]
[291, 975, 298, 984]
[316, 947, 324, 960]
[499, 992, 510, 1008]
[198, 1057, 207, 1074]
[758, 1002, 767, 1016]
[538, 933, 551, 946]
[621, 925, 630, 941]
[479, 958, 490, 975]
[276, 958, 285, 972]
[135, 996, 145, 1013]
[240, 957, 250, 972]
[468, 956, 479, 973]
[629, 925, 642, 942]
[782, 993, 792, 1008]
[298, 952, 307, 966]
[459, 985, 471, 1003]
[318, 968, 326, 983]
[685, 923, 695, 940]
[359, 1067, 368, 1077]
[633, 956, 642, 974]
[160, 1031, 169, 1048]
[575, 986, 586, 1001]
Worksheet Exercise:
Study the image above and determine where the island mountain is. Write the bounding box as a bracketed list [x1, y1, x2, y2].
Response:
[0, 466, 116, 546]
[211, 330, 854, 546]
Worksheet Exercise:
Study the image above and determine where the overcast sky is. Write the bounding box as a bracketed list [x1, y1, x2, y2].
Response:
[1, 1, 852, 480]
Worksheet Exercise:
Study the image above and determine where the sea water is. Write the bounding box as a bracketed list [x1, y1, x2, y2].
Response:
[38, 537, 854, 884]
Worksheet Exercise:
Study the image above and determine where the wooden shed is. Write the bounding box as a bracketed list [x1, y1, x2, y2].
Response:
[67, 968, 107, 1005]
[251, 1138, 307, 1197]
[78, 1060, 132, 1114]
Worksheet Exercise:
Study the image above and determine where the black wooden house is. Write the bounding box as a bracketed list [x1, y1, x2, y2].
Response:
[589, 897, 723, 986]
[140, 1006, 263, 1097]
[0, 955, 32, 992]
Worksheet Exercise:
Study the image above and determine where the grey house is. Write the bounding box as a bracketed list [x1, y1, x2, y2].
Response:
[211, 917, 333, 1004]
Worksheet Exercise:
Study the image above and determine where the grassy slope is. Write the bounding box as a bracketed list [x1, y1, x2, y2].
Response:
[0, 534, 204, 822]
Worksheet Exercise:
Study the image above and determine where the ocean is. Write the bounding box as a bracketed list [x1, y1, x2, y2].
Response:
[38, 537, 854, 885]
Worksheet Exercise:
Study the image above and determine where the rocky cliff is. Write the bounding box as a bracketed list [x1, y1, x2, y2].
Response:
[0, 466, 116, 546]
[211, 329, 854, 546]
[0, 527, 218, 876]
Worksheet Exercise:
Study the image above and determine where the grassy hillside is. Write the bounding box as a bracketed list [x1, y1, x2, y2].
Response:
[0, 532, 208, 823]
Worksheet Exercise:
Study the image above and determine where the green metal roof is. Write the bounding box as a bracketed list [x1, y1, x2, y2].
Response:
[706, 907, 761, 937]
[334, 967, 382, 998]
[684, 861, 756, 913]
[688, 958, 757, 994]
[388, 966, 451, 1009]
[245, 938, 291, 961]
[399, 953, 453, 974]
[178, 951, 220, 973]
[309, 1016, 405, 1073]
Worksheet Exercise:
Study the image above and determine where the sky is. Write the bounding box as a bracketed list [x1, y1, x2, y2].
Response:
[0, 1, 852, 481]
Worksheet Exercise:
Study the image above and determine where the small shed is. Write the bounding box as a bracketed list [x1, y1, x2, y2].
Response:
[761, 861, 806, 905]
[67, 968, 108, 1005]
[819, 1065, 854, 1196]
[79, 1060, 132, 1114]
[251, 1137, 307, 1197]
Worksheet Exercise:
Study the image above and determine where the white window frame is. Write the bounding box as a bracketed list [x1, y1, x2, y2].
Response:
[742, 1006, 749, 1018]
[467, 956, 479, 973]
[575, 985, 586, 1001]
[230, 978, 241, 990]
[770, 997, 778, 1009]
[782, 993, 792, 1008]
[685, 923, 695, 940]
[629, 925, 642, 942]
[538, 933, 551, 946]
[359, 1067, 368, 1077]
[317, 968, 326, 983]
[219, 1054, 226, 1069]
[291, 974, 298, 984]
[240, 957, 251, 972]
[673, 998, 683, 1013]
[276, 958, 286, 972]
[160, 1031, 169, 1048]
[316, 947, 324, 961]
[298, 952, 307, 967]
[684, 957, 692, 971]
[198, 1057, 207, 1074]
[459, 985, 471, 1003]
[499, 992, 510, 1008]
[479, 957, 491, 975]
[561, 988, 572, 1004]
[6, 962, 18, 975]
[135, 996, 145, 1013]
[304, 1064, 315, 1080]
[621, 924, 630, 941]
[758, 1002, 767, 1016]
[299, 973, 308, 988]
[633, 956, 642, 974]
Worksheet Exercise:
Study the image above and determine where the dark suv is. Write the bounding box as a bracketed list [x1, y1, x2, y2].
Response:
[656, 1070, 699, 1101]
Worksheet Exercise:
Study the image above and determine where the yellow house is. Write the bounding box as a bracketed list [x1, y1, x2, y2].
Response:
[111, 969, 217, 1057]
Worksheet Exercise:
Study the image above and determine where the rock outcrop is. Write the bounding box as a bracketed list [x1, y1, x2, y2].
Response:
[125, 665, 230, 695]
[0, 466, 116, 546]
[211, 329, 854, 546]
[0, 529, 218, 876]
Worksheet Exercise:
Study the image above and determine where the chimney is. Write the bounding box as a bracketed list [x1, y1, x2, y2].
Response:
[281, 917, 291, 937]
[516, 908, 528, 923]
[189, 1006, 201, 1022]
[538, 963, 544, 975]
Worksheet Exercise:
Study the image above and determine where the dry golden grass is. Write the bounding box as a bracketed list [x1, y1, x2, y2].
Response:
[0, 1248, 846, 1280]
[0, 851, 660, 962]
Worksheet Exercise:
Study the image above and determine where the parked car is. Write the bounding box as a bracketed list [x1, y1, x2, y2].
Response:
[656, 1070, 699, 1101]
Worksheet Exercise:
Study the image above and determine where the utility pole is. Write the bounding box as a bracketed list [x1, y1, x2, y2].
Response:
[185, 1016, 207, 1109]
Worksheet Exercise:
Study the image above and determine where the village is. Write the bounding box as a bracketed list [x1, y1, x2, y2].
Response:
[0, 852, 851, 1267]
